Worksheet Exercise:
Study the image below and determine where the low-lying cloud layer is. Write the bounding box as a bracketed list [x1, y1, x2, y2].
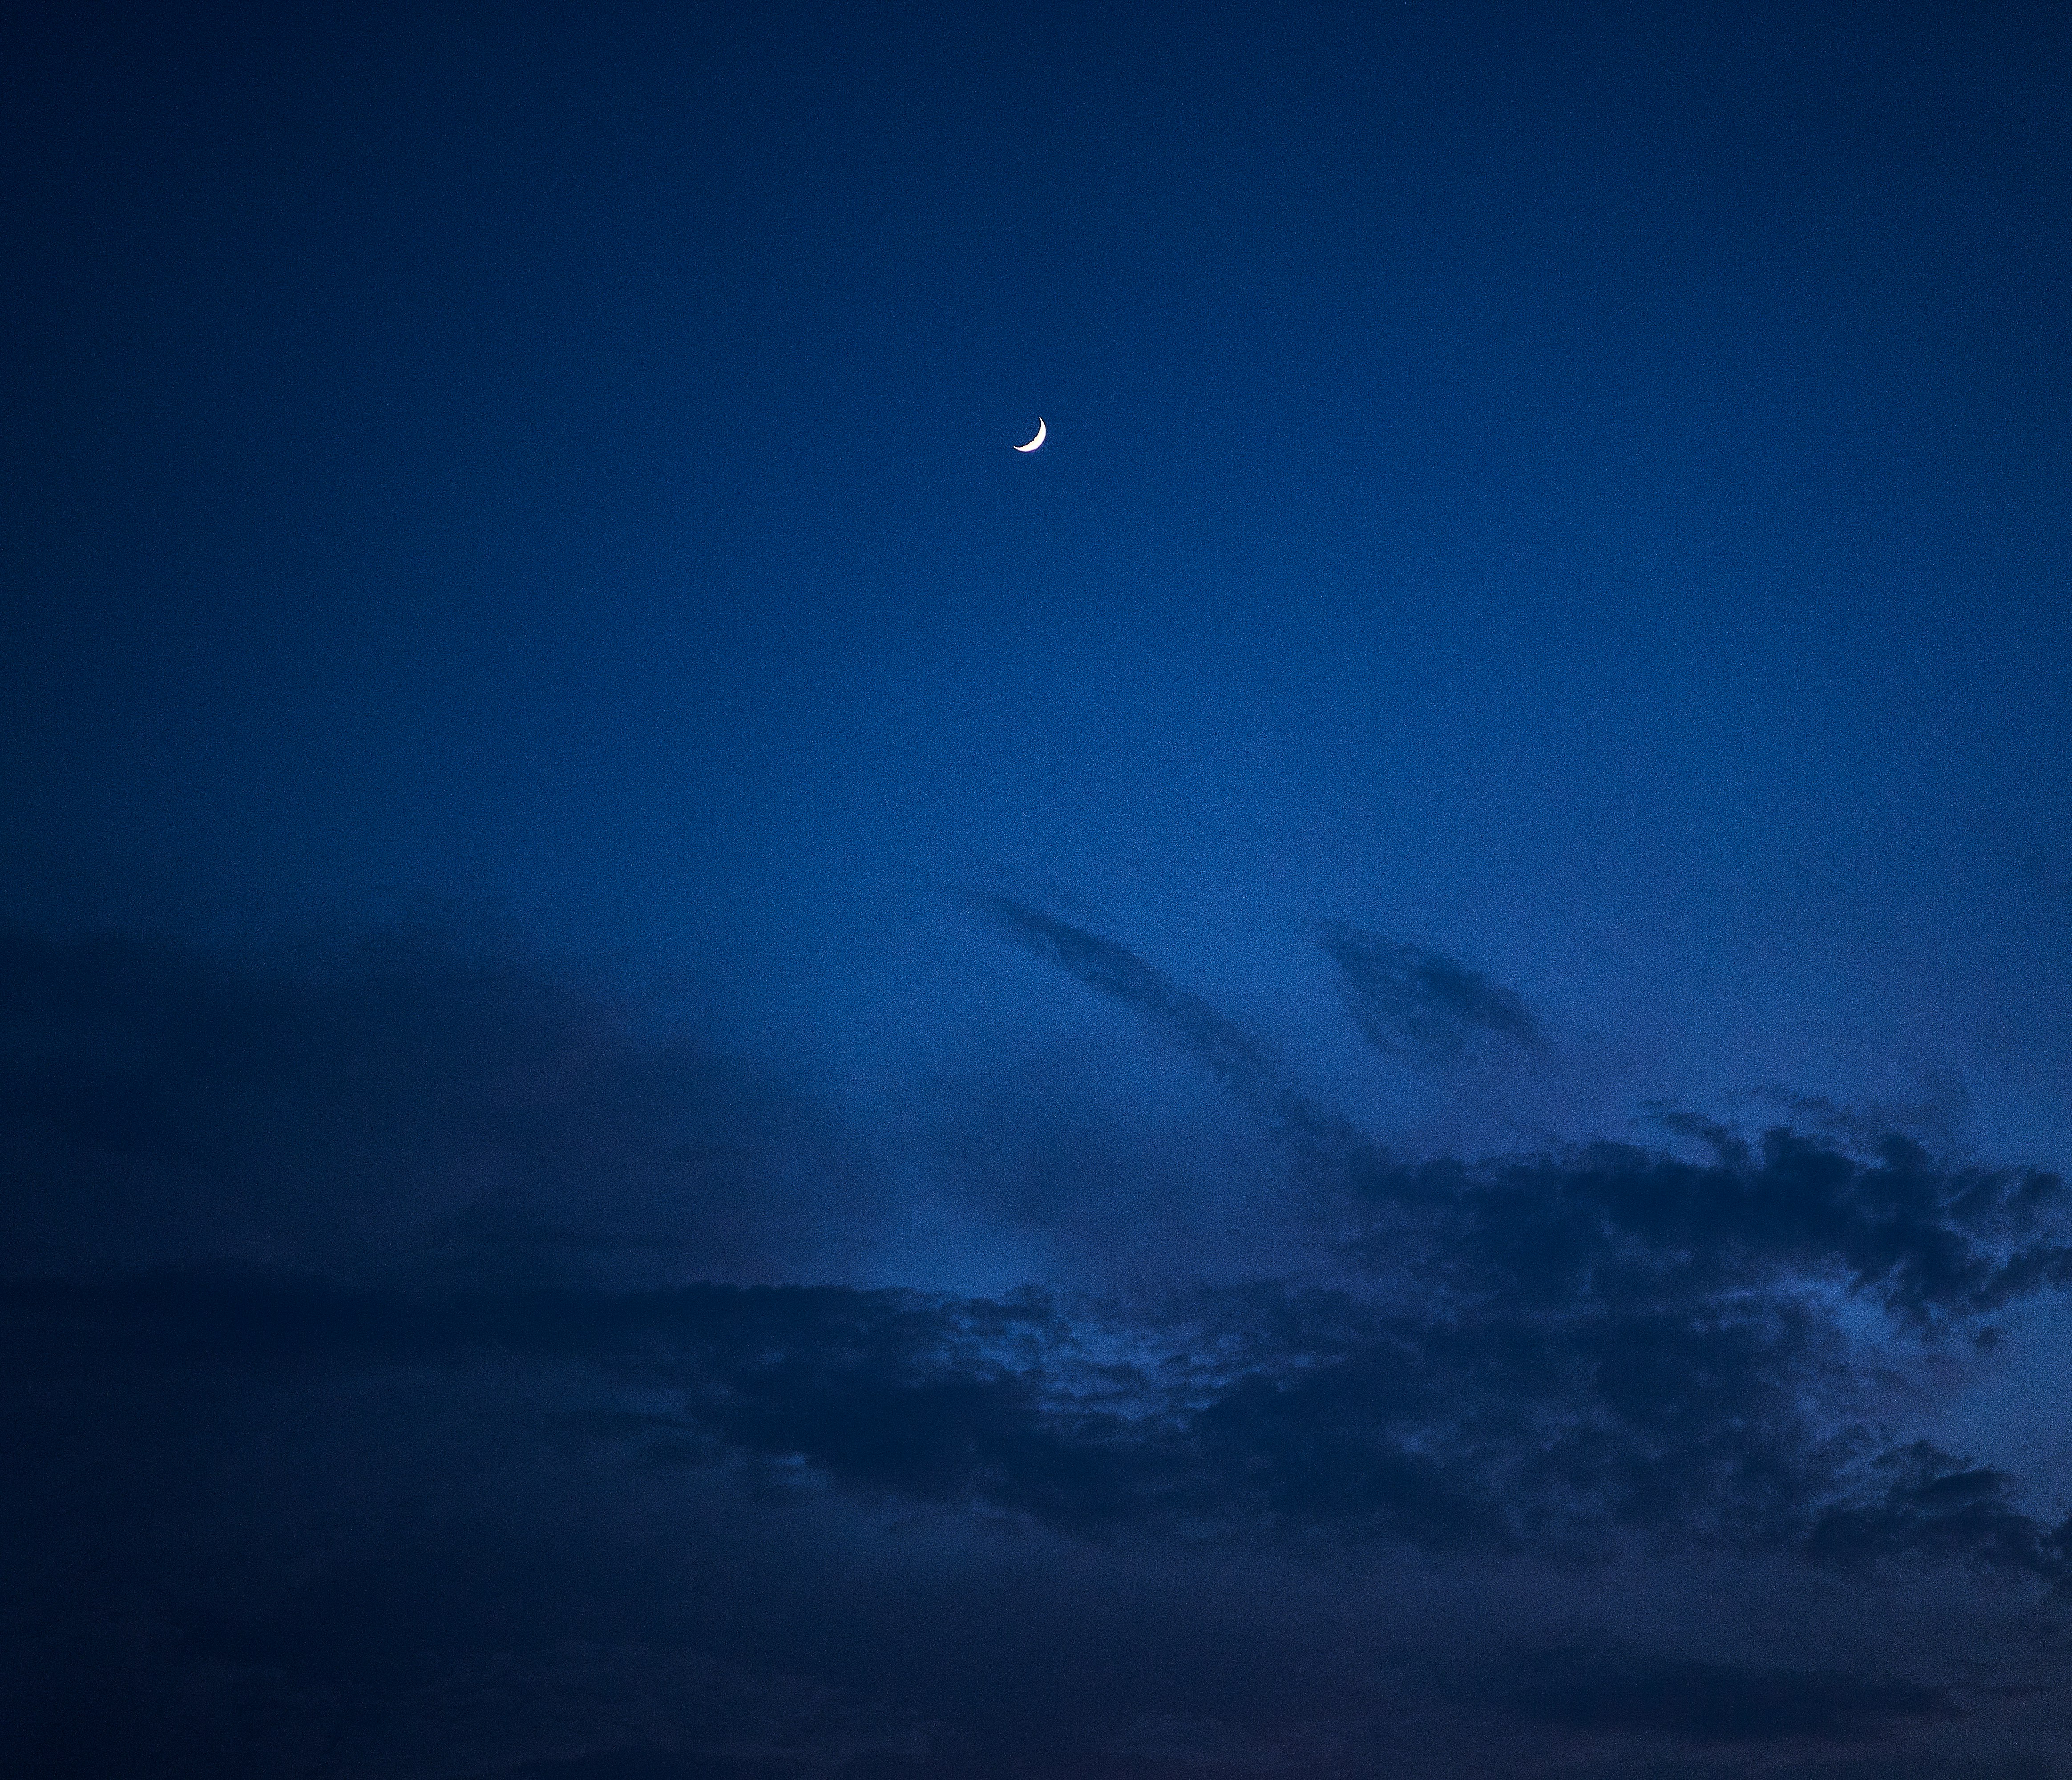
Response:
[5, 911, 2070, 1778]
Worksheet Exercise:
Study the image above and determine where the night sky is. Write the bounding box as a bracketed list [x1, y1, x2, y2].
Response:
[5, 4, 2072, 1776]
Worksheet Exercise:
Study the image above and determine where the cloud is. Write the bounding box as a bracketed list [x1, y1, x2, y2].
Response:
[7, 911, 2072, 1777]
[1338, 1128, 2072, 1327]
[16, 903, 2072, 1574]
[972, 898, 2072, 1314]
[0, 913, 869, 1285]
[961, 892, 1362, 1165]
[13, 1261, 2067, 1578]
[1306, 919, 1545, 1068]
[11, 910, 2070, 1572]
[1804, 1441, 2072, 1579]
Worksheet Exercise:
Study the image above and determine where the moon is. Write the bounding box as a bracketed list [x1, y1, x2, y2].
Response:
[1014, 418, 1046, 453]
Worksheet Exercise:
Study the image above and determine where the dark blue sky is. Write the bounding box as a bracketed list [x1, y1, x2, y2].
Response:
[5, 5, 2072, 1776]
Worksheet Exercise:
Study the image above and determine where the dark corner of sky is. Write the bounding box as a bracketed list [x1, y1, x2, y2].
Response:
[4, 2, 2071, 1776]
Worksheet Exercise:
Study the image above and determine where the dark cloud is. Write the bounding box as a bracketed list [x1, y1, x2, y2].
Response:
[11, 1258, 2067, 1578]
[1306, 919, 1545, 1068]
[1338, 1128, 2072, 1329]
[7, 914, 2072, 1776]
[0, 914, 869, 1285]
[1805, 1442, 2072, 1580]
[12, 917, 2070, 1570]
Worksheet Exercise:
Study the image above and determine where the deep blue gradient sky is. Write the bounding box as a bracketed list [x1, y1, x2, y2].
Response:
[5, 5, 2072, 1777]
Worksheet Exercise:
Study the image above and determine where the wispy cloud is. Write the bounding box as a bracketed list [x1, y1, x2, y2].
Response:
[1307, 918, 1545, 1068]
[962, 892, 1365, 1165]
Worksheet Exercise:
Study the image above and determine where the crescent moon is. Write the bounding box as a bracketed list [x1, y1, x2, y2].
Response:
[1013, 418, 1046, 453]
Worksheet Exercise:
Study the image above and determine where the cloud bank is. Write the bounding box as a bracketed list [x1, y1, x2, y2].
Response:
[5, 909, 2071, 1778]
